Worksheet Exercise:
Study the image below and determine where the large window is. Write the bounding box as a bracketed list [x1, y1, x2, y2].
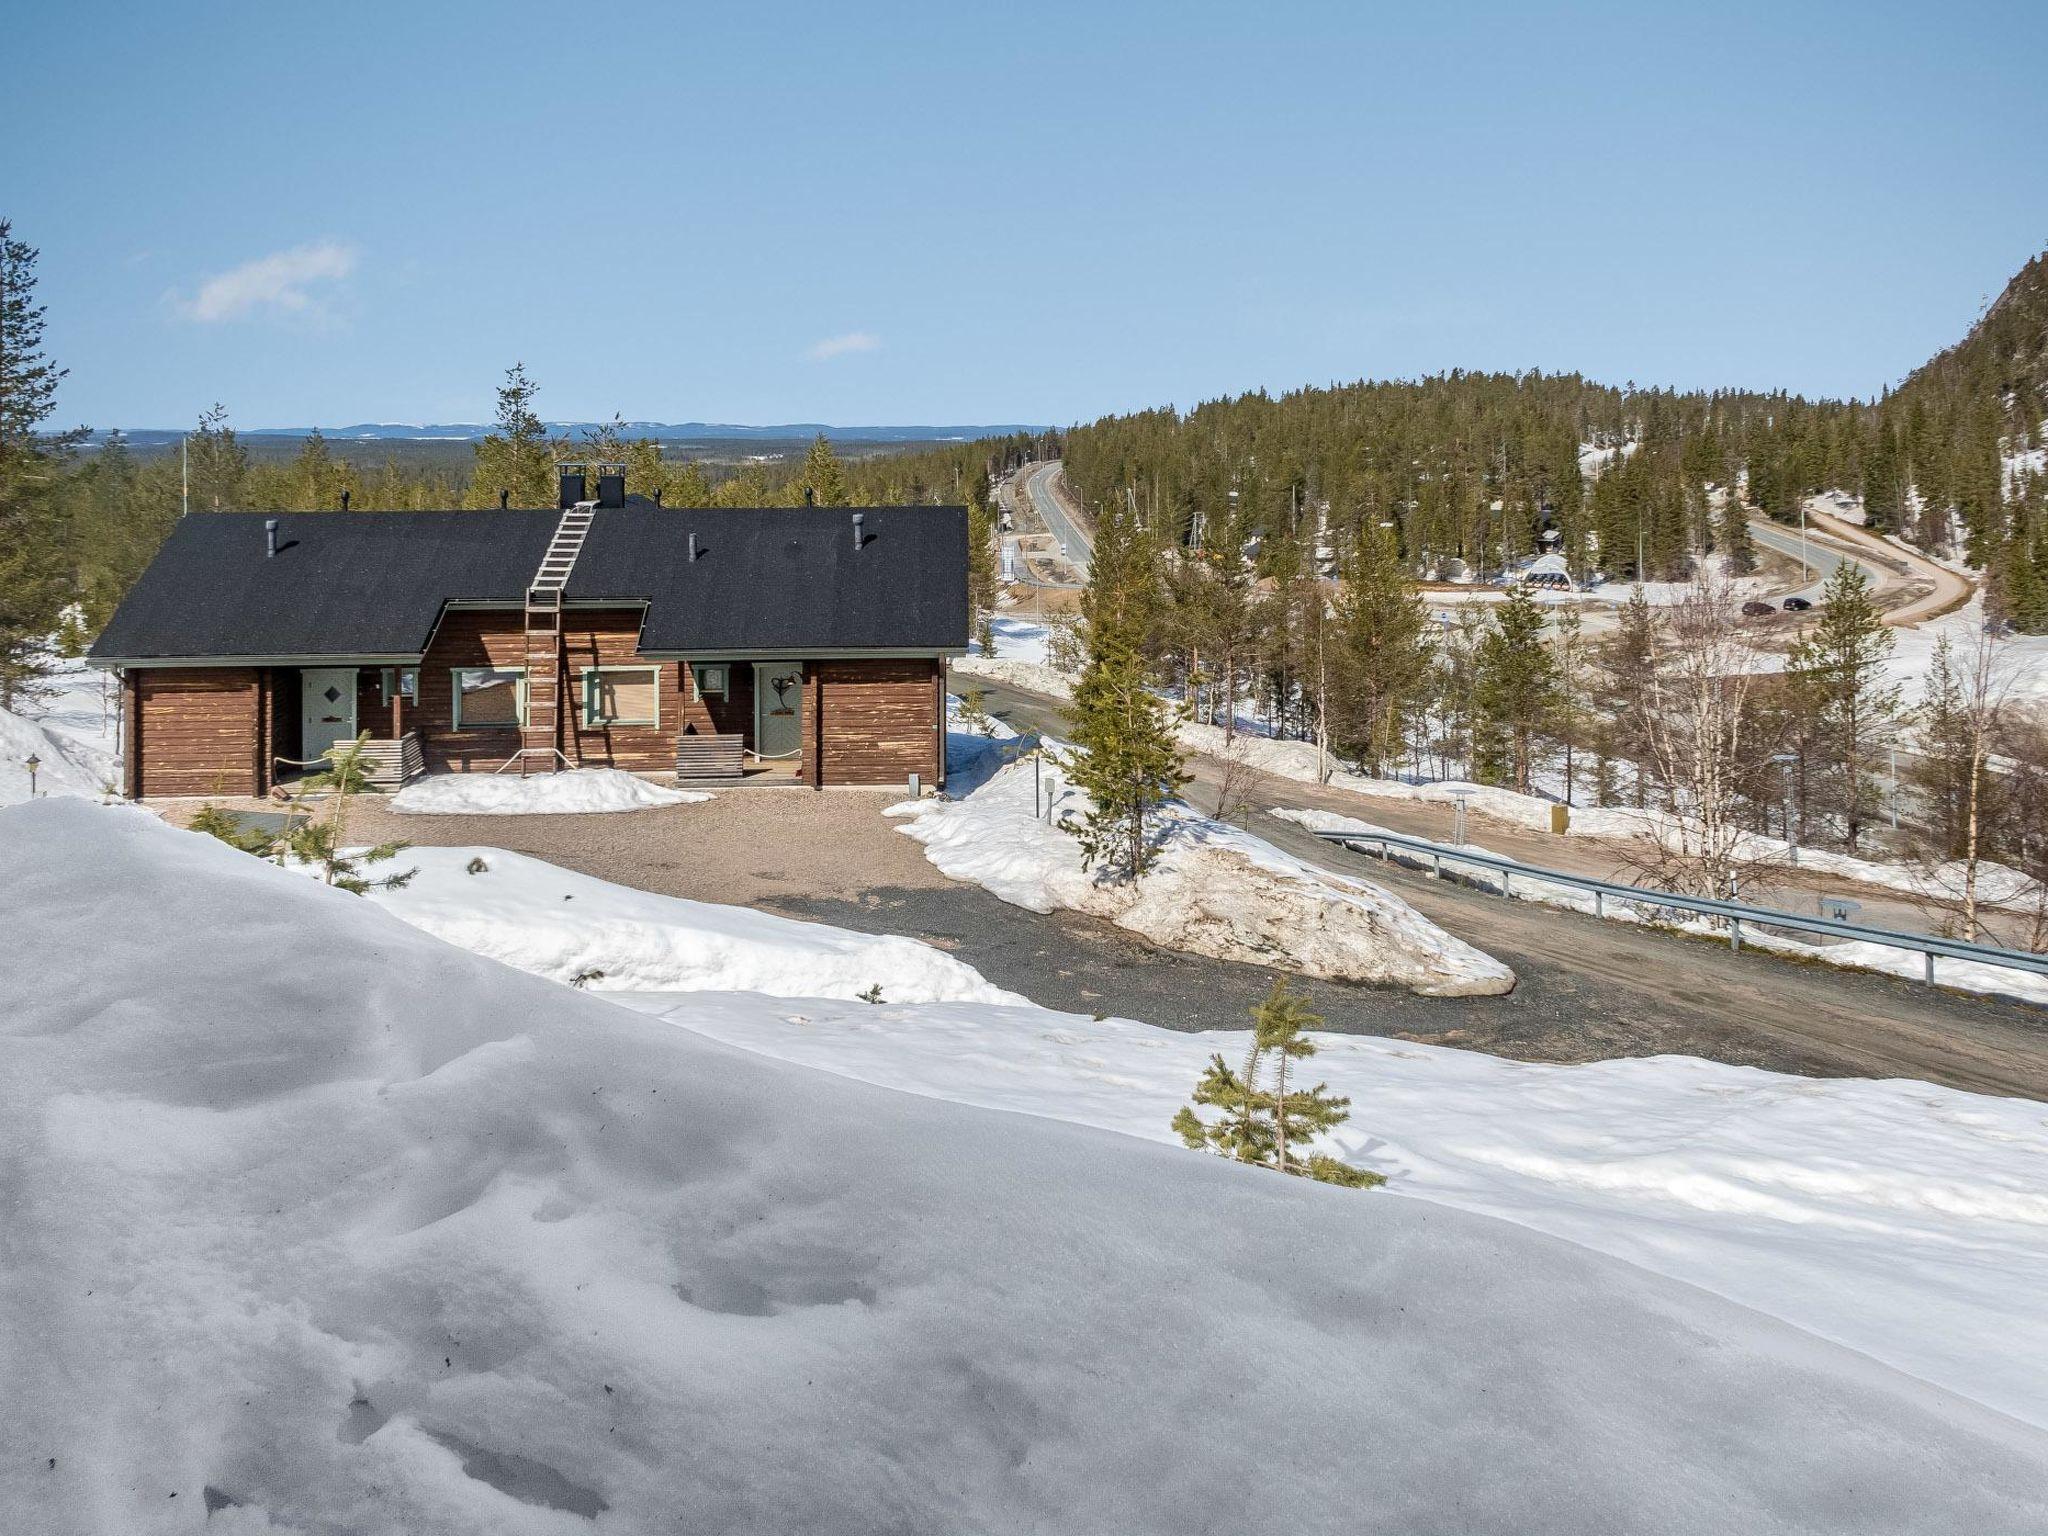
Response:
[584, 666, 661, 727]
[451, 667, 524, 729]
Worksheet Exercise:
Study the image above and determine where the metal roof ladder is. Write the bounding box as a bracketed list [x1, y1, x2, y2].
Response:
[504, 501, 596, 776]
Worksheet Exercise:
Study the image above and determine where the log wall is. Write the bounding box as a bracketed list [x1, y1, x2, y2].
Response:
[130, 669, 263, 798]
[812, 658, 945, 789]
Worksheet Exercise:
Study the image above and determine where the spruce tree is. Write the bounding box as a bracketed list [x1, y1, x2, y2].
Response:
[467, 363, 553, 508]
[1329, 522, 1430, 776]
[1173, 976, 1381, 1189]
[1065, 502, 1186, 878]
[1471, 584, 1556, 791]
[1786, 562, 1899, 850]
[794, 432, 849, 507]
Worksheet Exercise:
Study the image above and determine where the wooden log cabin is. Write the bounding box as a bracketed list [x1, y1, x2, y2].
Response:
[89, 474, 968, 797]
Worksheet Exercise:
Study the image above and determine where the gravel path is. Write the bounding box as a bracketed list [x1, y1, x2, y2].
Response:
[320, 755, 2048, 1098]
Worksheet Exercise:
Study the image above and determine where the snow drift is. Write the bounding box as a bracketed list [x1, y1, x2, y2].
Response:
[362, 844, 1026, 1006]
[390, 768, 709, 816]
[891, 753, 1514, 996]
[6, 800, 2046, 1532]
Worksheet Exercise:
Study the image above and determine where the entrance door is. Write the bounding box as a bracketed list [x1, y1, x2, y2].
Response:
[300, 667, 359, 764]
[753, 662, 804, 760]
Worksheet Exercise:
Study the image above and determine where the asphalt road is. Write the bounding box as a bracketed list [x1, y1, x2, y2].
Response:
[1021, 462, 1093, 579]
[967, 673, 2048, 1101]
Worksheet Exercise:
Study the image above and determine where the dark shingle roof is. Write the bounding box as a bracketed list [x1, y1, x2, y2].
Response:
[89, 504, 970, 662]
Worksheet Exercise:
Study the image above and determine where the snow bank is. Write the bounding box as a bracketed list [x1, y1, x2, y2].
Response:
[391, 767, 709, 815]
[890, 752, 1514, 996]
[6, 798, 2047, 1532]
[361, 844, 1025, 1006]
[1, 656, 118, 807]
[616, 989, 2048, 1433]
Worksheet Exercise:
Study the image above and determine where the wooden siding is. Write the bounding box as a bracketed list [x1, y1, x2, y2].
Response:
[131, 669, 263, 797]
[418, 608, 711, 774]
[121, 613, 949, 795]
[814, 658, 944, 788]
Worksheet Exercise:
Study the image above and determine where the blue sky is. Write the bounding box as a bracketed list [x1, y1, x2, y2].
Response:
[8, 0, 2044, 430]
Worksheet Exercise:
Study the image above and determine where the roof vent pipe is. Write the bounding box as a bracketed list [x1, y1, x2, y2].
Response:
[499, 488, 510, 510]
[851, 511, 865, 552]
[264, 518, 279, 559]
[340, 489, 350, 512]
[688, 531, 698, 561]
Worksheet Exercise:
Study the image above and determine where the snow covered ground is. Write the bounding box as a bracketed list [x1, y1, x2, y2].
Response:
[391, 767, 710, 816]
[888, 749, 1515, 996]
[8, 798, 2048, 1532]
[0, 653, 119, 807]
[358, 845, 1023, 1005]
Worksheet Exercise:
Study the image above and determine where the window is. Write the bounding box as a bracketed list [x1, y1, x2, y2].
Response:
[380, 667, 418, 704]
[691, 663, 728, 701]
[451, 667, 524, 729]
[584, 666, 661, 727]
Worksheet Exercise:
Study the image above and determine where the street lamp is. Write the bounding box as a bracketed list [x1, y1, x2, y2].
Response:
[24, 752, 41, 798]
[1769, 752, 1798, 864]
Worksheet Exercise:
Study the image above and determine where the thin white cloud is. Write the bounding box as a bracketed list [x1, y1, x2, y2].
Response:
[176, 240, 357, 323]
[807, 330, 879, 360]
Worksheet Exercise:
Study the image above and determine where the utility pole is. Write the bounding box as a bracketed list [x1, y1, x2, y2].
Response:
[181, 434, 189, 519]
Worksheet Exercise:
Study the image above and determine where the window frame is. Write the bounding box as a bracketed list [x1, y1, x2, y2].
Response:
[380, 666, 418, 704]
[583, 665, 662, 728]
[450, 666, 527, 730]
[690, 663, 728, 702]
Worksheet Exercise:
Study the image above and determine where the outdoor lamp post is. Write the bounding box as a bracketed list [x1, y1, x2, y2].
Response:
[25, 752, 40, 798]
[1769, 752, 1798, 865]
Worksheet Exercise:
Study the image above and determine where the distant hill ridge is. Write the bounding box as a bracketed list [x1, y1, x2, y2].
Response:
[92, 421, 1048, 447]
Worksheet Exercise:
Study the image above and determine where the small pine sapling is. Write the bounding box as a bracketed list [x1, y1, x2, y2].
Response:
[1173, 976, 1382, 1188]
[188, 804, 277, 856]
[956, 684, 996, 738]
[283, 732, 417, 893]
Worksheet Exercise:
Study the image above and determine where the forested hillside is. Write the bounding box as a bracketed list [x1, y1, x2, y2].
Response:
[1060, 251, 2048, 626]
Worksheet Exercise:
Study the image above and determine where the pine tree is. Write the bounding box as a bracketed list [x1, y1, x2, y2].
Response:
[965, 481, 1000, 654]
[280, 733, 417, 893]
[0, 220, 84, 709]
[467, 363, 553, 508]
[1786, 562, 1899, 851]
[1471, 584, 1555, 791]
[1172, 976, 1381, 1188]
[187, 403, 248, 512]
[1064, 503, 1186, 878]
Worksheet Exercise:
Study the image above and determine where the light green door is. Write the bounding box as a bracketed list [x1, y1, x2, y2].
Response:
[754, 663, 804, 760]
[300, 667, 358, 763]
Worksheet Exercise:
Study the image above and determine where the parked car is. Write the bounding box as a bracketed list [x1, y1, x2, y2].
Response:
[1741, 600, 1776, 617]
[1783, 595, 1813, 612]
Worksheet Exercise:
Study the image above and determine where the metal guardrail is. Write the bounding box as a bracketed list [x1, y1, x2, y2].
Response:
[1311, 825, 2048, 992]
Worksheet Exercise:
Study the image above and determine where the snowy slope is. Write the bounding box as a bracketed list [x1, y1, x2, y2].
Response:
[1, 657, 118, 806]
[5, 798, 2046, 1534]
[363, 845, 1025, 1005]
[617, 989, 2048, 1432]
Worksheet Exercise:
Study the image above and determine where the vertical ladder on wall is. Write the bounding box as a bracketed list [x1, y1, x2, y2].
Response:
[513, 501, 597, 776]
